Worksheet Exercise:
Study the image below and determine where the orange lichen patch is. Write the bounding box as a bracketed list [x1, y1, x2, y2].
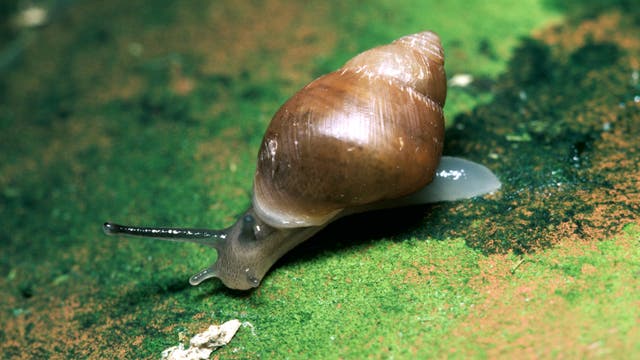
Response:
[170, 62, 196, 96]
[201, 0, 336, 82]
[131, 0, 337, 92]
[0, 280, 213, 358]
[451, 231, 640, 358]
[398, 263, 439, 285]
[193, 312, 207, 320]
[580, 263, 597, 275]
[538, 12, 640, 57]
[2, 291, 99, 357]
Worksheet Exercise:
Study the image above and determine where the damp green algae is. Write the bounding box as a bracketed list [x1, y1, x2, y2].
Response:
[1, 0, 639, 359]
[428, 19, 640, 253]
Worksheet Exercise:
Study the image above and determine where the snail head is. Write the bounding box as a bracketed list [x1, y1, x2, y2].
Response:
[103, 208, 323, 290]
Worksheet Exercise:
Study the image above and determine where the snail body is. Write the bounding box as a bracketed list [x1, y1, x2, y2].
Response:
[104, 31, 501, 290]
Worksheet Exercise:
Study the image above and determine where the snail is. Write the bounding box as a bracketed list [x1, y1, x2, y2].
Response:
[104, 31, 501, 290]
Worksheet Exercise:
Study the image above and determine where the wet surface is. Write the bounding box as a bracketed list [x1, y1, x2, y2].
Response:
[428, 12, 639, 253]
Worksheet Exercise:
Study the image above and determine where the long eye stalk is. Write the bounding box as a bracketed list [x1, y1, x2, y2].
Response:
[103, 222, 227, 247]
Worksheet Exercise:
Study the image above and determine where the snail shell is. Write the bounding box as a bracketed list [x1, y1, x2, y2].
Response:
[104, 31, 501, 290]
[254, 32, 446, 228]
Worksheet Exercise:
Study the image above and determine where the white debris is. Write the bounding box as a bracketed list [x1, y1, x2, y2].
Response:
[161, 319, 243, 360]
[449, 73, 473, 87]
[14, 6, 48, 28]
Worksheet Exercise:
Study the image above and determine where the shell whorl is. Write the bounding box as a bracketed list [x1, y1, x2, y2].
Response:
[253, 31, 446, 228]
[342, 31, 446, 106]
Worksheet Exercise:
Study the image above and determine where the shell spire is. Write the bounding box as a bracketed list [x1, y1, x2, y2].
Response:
[342, 31, 446, 105]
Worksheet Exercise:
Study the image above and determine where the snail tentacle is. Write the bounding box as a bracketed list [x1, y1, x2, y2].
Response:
[102, 222, 227, 248]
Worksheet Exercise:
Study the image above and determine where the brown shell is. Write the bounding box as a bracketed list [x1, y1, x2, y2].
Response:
[253, 31, 446, 227]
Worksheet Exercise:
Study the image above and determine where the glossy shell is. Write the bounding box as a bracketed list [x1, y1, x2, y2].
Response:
[253, 31, 446, 228]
